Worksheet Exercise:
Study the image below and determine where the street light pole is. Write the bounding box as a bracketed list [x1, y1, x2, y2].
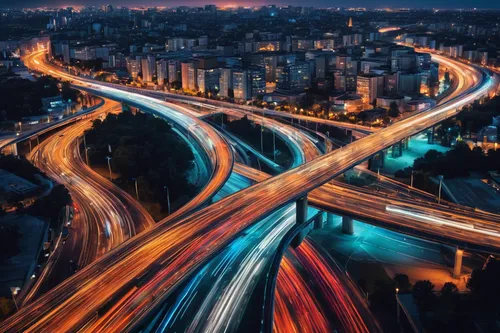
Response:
[437, 175, 444, 204]
[164, 185, 171, 215]
[85, 148, 90, 166]
[10, 287, 20, 312]
[133, 178, 139, 200]
[260, 122, 264, 153]
[106, 156, 112, 181]
[410, 171, 415, 188]
[273, 128, 276, 161]
[395, 288, 400, 323]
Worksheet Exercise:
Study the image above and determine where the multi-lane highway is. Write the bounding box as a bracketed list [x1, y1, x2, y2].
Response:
[235, 162, 500, 252]
[25, 52, 234, 225]
[1, 46, 495, 332]
[22, 100, 155, 305]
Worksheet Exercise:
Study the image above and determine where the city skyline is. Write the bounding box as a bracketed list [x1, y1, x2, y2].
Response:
[1, 0, 500, 9]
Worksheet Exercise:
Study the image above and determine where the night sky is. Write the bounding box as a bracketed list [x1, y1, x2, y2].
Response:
[0, 0, 499, 9]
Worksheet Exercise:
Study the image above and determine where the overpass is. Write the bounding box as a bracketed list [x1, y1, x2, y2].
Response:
[0, 49, 495, 332]
[0, 99, 105, 155]
[234, 163, 500, 275]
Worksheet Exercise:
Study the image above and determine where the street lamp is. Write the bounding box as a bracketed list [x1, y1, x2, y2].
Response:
[395, 288, 400, 323]
[85, 147, 90, 166]
[132, 178, 139, 200]
[410, 171, 416, 188]
[260, 120, 264, 153]
[164, 185, 171, 216]
[18, 121, 22, 132]
[10, 287, 20, 311]
[272, 127, 276, 161]
[106, 156, 112, 181]
[437, 175, 444, 204]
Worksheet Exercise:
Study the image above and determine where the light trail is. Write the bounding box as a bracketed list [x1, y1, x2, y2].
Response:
[22, 100, 154, 305]
[1, 44, 494, 333]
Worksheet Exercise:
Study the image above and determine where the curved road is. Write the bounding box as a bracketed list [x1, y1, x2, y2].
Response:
[1, 47, 495, 332]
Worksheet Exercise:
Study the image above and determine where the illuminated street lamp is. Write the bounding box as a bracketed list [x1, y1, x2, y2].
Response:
[395, 288, 400, 322]
[10, 287, 20, 311]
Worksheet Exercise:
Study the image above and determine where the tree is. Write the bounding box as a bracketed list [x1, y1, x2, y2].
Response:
[412, 280, 435, 311]
[394, 273, 412, 294]
[61, 81, 78, 102]
[30, 185, 72, 229]
[388, 101, 400, 118]
[467, 257, 500, 313]
[441, 282, 459, 296]
[84, 112, 195, 212]
[0, 297, 15, 320]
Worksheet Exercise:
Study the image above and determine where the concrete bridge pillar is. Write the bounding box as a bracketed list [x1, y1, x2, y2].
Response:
[391, 141, 403, 158]
[453, 248, 463, 278]
[346, 129, 353, 143]
[326, 213, 335, 228]
[10, 142, 18, 156]
[291, 195, 309, 247]
[428, 127, 435, 144]
[296, 195, 308, 226]
[403, 137, 410, 150]
[314, 212, 324, 229]
[378, 150, 385, 168]
[342, 216, 353, 235]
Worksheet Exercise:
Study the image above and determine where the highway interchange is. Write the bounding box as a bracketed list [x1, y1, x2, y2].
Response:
[0, 44, 498, 332]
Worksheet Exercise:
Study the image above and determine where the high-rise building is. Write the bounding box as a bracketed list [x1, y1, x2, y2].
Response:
[264, 55, 278, 82]
[397, 72, 422, 95]
[181, 61, 197, 90]
[168, 60, 181, 83]
[141, 55, 155, 83]
[126, 57, 140, 79]
[315, 55, 326, 79]
[219, 68, 233, 97]
[356, 74, 384, 105]
[276, 62, 311, 91]
[250, 67, 266, 97]
[232, 70, 252, 100]
[61, 43, 70, 64]
[166, 38, 185, 51]
[197, 68, 219, 93]
[156, 59, 168, 85]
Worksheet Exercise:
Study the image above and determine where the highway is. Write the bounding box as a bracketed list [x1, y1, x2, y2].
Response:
[22, 100, 155, 305]
[275, 238, 382, 333]
[235, 162, 500, 251]
[25, 51, 234, 225]
[1, 48, 495, 332]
